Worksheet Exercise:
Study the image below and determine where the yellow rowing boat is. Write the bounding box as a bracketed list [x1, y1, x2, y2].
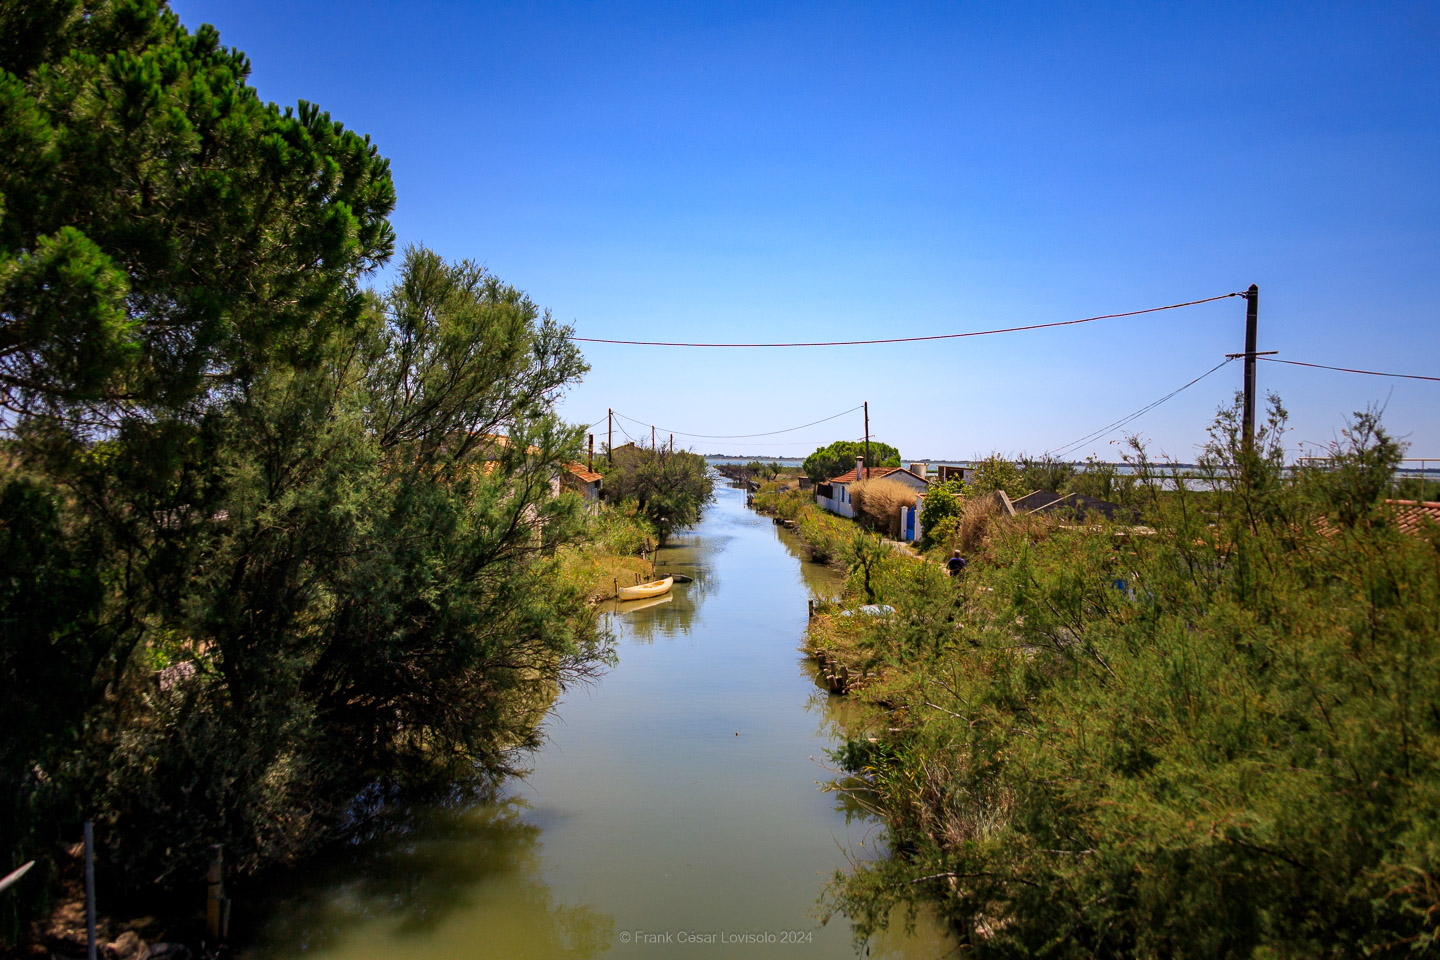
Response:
[617, 576, 674, 601]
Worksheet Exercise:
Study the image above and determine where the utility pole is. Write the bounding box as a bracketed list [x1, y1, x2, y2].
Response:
[588, 433, 594, 472]
[652, 425, 656, 450]
[669, 433, 674, 454]
[1242, 284, 1259, 450]
[84, 822, 96, 960]
[863, 401, 870, 479]
[607, 409, 613, 466]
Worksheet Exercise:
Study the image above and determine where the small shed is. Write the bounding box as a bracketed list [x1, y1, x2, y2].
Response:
[563, 462, 603, 508]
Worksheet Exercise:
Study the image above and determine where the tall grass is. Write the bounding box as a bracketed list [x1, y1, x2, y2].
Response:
[850, 478, 918, 538]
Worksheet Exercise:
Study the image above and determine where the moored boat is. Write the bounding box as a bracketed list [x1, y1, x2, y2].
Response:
[617, 576, 674, 601]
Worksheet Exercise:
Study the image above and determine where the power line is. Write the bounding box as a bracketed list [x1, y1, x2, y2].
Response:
[566, 293, 1245, 348]
[1048, 358, 1236, 459]
[611, 404, 862, 439]
[1258, 356, 1440, 383]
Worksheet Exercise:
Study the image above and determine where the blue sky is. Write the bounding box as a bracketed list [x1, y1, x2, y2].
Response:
[171, 0, 1440, 461]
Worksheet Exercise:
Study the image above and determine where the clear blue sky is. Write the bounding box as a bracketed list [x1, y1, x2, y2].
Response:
[171, 0, 1440, 462]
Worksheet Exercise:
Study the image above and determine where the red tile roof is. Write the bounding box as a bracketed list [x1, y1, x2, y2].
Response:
[828, 465, 927, 485]
[1385, 499, 1440, 535]
[565, 462, 603, 484]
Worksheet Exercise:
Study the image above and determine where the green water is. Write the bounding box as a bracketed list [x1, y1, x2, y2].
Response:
[246, 481, 950, 959]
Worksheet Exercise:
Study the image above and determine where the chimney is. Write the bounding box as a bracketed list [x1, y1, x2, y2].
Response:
[588, 434, 594, 472]
[856, 455, 864, 481]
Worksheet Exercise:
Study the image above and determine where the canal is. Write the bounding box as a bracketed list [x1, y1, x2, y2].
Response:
[246, 479, 949, 958]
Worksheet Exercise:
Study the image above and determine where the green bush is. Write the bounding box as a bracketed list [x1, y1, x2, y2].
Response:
[752, 485, 812, 520]
[918, 479, 964, 547]
[824, 400, 1440, 957]
[803, 440, 900, 483]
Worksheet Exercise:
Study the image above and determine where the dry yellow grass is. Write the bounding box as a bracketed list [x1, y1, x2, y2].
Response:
[851, 477, 919, 537]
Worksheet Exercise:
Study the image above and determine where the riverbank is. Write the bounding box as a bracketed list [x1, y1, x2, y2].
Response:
[239, 479, 951, 959]
[798, 436, 1440, 957]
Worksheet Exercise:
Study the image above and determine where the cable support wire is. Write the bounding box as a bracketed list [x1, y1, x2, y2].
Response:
[1257, 356, 1440, 383]
[610, 404, 862, 440]
[1047, 357, 1236, 460]
[566, 293, 1245, 348]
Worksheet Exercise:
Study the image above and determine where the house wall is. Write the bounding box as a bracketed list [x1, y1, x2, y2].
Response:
[818, 483, 856, 518]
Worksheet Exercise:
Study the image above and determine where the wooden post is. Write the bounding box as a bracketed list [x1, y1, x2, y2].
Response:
[652, 425, 656, 449]
[587, 433, 594, 472]
[206, 844, 224, 942]
[607, 409, 613, 466]
[863, 401, 870, 477]
[1242, 284, 1259, 451]
[84, 822, 96, 960]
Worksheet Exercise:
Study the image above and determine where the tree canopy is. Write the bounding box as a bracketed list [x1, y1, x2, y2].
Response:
[603, 446, 714, 544]
[803, 440, 900, 483]
[826, 402, 1440, 957]
[0, 3, 607, 938]
[0, 0, 395, 417]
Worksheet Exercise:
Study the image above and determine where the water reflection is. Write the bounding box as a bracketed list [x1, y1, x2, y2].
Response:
[603, 524, 716, 643]
[248, 799, 613, 959]
[245, 481, 951, 960]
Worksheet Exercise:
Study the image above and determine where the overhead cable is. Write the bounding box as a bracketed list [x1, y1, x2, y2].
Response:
[611, 404, 862, 440]
[566, 293, 1245, 348]
[1047, 358, 1236, 459]
[1257, 357, 1440, 383]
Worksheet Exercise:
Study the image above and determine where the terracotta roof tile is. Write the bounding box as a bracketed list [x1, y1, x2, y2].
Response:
[1385, 499, 1440, 536]
[828, 465, 927, 485]
[565, 462, 603, 484]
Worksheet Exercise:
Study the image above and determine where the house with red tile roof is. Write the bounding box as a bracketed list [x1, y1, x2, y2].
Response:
[563, 462, 603, 506]
[816, 457, 929, 519]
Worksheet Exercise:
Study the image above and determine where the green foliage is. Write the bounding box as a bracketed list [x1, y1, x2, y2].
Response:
[742, 459, 785, 480]
[918, 478, 964, 547]
[751, 485, 812, 521]
[1017, 453, 1076, 494]
[588, 501, 655, 557]
[803, 440, 900, 483]
[603, 447, 714, 544]
[0, 5, 619, 939]
[963, 453, 1025, 499]
[0, 0, 396, 416]
[797, 505, 854, 565]
[1393, 476, 1440, 502]
[1066, 454, 1136, 504]
[824, 400, 1440, 957]
[5, 240, 607, 939]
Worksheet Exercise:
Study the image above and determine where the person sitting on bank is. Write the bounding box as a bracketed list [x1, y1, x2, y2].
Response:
[946, 550, 967, 576]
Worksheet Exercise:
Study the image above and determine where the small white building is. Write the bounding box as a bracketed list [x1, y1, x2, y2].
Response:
[816, 458, 930, 520]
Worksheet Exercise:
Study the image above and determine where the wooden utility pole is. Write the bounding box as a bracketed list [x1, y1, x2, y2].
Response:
[1242, 284, 1259, 450]
[669, 433, 674, 454]
[652, 425, 656, 449]
[205, 843, 227, 943]
[607, 409, 613, 466]
[84, 822, 96, 960]
[863, 401, 870, 479]
[587, 433, 594, 472]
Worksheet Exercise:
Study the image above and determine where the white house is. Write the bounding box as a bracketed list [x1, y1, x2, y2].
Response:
[816, 458, 930, 520]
